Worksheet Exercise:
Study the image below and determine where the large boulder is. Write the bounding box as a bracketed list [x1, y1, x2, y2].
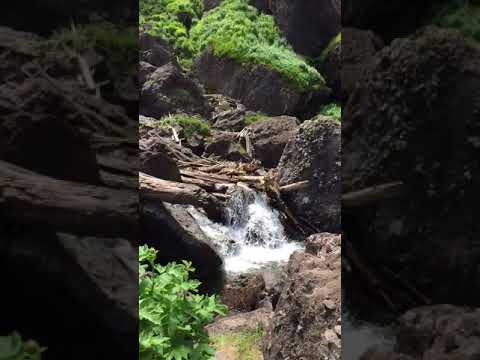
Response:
[140, 62, 211, 118]
[140, 32, 175, 68]
[204, 130, 250, 162]
[269, 0, 340, 57]
[263, 234, 341, 360]
[277, 116, 341, 233]
[193, 48, 330, 117]
[141, 202, 225, 294]
[208, 94, 248, 132]
[341, 28, 384, 101]
[245, 116, 299, 168]
[342, 27, 480, 305]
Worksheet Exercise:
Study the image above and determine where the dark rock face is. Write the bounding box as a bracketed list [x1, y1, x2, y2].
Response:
[318, 40, 341, 101]
[208, 94, 247, 132]
[140, 32, 175, 68]
[277, 116, 341, 233]
[341, 27, 384, 101]
[270, 0, 340, 57]
[343, 27, 480, 305]
[142, 203, 225, 294]
[263, 235, 341, 360]
[343, 0, 432, 42]
[246, 116, 299, 168]
[140, 125, 181, 181]
[193, 48, 330, 117]
[141, 62, 211, 119]
[363, 305, 480, 360]
[204, 130, 250, 162]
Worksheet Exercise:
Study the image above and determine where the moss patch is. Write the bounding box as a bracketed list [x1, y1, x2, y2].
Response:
[211, 328, 263, 360]
[161, 114, 211, 138]
[318, 103, 341, 121]
[244, 112, 270, 126]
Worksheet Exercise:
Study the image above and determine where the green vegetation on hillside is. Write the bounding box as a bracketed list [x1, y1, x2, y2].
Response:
[244, 112, 269, 126]
[139, 245, 227, 360]
[319, 103, 341, 121]
[211, 328, 263, 360]
[140, 0, 324, 91]
[430, 2, 480, 42]
[161, 114, 211, 138]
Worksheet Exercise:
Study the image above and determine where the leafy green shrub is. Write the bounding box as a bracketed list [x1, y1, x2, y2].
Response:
[139, 245, 227, 360]
[430, 2, 480, 42]
[319, 103, 341, 121]
[161, 114, 211, 138]
[190, 0, 324, 91]
[244, 113, 269, 126]
[0, 332, 46, 360]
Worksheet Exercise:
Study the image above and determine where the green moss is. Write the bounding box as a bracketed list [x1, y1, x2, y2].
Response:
[430, 2, 480, 42]
[318, 32, 341, 63]
[244, 112, 270, 126]
[160, 114, 211, 138]
[211, 328, 263, 360]
[190, 0, 324, 91]
[318, 103, 341, 121]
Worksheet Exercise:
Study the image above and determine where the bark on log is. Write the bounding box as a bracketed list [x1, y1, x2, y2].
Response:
[0, 160, 138, 239]
[342, 181, 405, 208]
[139, 172, 223, 221]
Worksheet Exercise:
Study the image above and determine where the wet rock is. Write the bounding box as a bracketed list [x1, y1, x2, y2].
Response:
[269, 0, 340, 58]
[342, 27, 480, 305]
[245, 116, 299, 168]
[193, 48, 330, 117]
[221, 273, 266, 312]
[141, 62, 211, 118]
[277, 116, 341, 233]
[204, 131, 250, 162]
[208, 94, 247, 132]
[341, 27, 384, 101]
[263, 244, 341, 360]
[142, 202, 225, 294]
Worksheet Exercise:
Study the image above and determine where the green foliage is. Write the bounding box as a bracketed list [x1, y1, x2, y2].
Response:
[190, 0, 324, 91]
[0, 332, 46, 360]
[319, 103, 341, 121]
[318, 32, 341, 63]
[244, 113, 269, 126]
[430, 2, 480, 42]
[161, 114, 211, 138]
[211, 328, 263, 360]
[139, 245, 227, 360]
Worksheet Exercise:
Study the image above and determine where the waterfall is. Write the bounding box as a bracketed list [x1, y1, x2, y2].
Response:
[187, 187, 302, 273]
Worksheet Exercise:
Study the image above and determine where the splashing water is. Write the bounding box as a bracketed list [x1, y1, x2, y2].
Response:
[187, 187, 302, 273]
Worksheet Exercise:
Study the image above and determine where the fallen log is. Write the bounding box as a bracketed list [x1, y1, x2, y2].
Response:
[279, 180, 309, 193]
[342, 181, 405, 208]
[139, 172, 223, 221]
[0, 160, 138, 239]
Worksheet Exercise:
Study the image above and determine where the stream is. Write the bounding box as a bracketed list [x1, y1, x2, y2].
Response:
[188, 187, 395, 358]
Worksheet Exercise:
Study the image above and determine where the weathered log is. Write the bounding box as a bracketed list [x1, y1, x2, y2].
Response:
[0, 160, 138, 239]
[342, 181, 405, 208]
[279, 180, 309, 193]
[139, 172, 223, 221]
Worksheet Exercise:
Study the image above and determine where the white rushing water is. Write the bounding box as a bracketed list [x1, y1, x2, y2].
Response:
[187, 187, 303, 273]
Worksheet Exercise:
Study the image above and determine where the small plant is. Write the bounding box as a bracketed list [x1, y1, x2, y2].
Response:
[160, 114, 211, 138]
[139, 245, 227, 360]
[211, 328, 263, 360]
[244, 113, 269, 126]
[319, 103, 341, 121]
[0, 332, 46, 360]
[318, 32, 341, 63]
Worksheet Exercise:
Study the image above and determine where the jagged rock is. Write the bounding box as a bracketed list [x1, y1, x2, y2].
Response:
[263, 242, 341, 360]
[142, 202, 224, 294]
[221, 273, 266, 312]
[140, 32, 175, 68]
[306, 232, 341, 258]
[245, 116, 299, 168]
[204, 130, 250, 162]
[318, 38, 341, 101]
[277, 116, 341, 233]
[193, 48, 330, 117]
[341, 27, 384, 101]
[342, 27, 480, 305]
[269, 0, 340, 57]
[139, 61, 157, 85]
[141, 62, 211, 118]
[208, 94, 247, 132]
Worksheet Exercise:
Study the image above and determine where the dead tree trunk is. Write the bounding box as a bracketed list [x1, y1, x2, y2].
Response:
[139, 172, 223, 221]
[0, 160, 138, 239]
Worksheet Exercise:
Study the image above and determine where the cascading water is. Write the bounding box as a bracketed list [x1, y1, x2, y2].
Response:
[187, 186, 303, 273]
